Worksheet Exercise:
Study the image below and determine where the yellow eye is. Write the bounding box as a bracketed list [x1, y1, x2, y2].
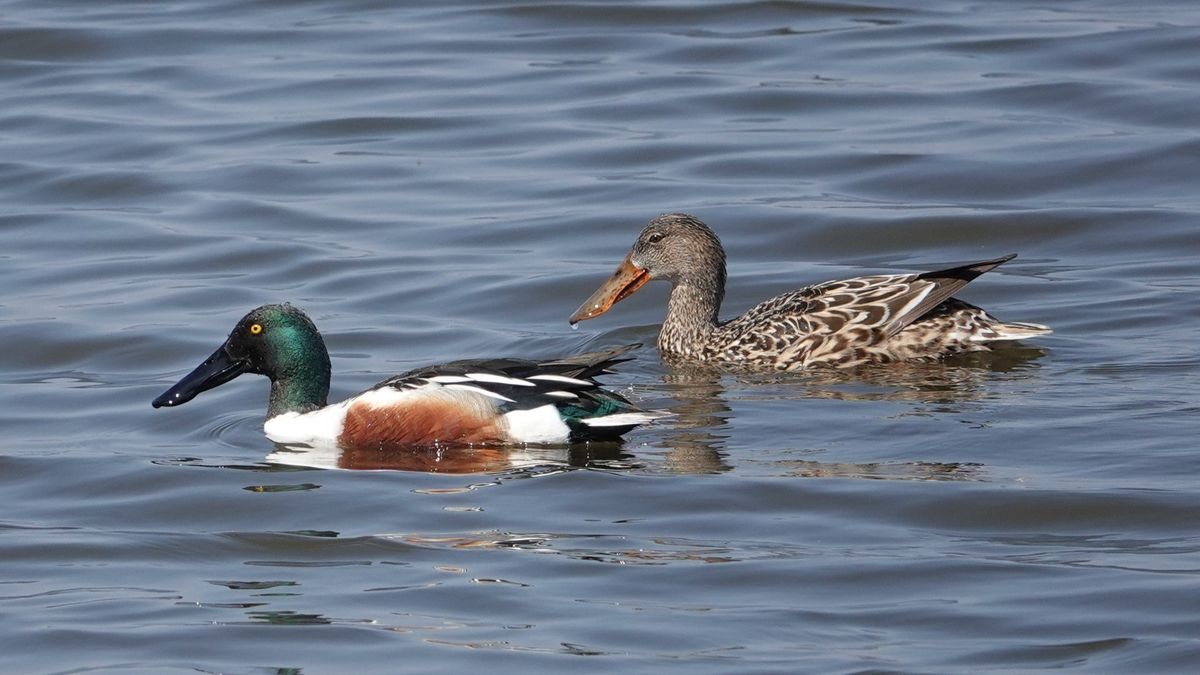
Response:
[249, 323, 263, 335]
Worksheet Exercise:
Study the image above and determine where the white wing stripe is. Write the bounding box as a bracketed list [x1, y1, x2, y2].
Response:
[527, 374, 592, 387]
[426, 375, 474, 384]
[465, 372, 535, 387]
[891, 284, 935, 325]
[444, 383, 516, 402]
[580, 412, 669, 427]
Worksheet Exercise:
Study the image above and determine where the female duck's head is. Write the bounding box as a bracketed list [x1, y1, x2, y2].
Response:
[152, 303, 331, 417]
[569, 213, 727, 324]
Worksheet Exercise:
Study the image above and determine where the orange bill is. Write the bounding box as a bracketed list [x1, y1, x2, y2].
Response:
[569, 254, 651, 324]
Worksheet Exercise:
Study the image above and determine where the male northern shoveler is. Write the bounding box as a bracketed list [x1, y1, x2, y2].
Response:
[152, 304, 661, 448]
[569, 213, 1051, 370]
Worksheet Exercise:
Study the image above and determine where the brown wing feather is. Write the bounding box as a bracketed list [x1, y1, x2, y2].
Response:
[712, 255, 1020, 368]
[884, 254, 1017, 337]
[803, 275, 924, 337]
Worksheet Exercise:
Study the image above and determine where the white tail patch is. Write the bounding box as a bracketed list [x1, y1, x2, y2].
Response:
[527, 374, 592, 387]
[580, 411, 671, 427]
[502, 404, 571, 443]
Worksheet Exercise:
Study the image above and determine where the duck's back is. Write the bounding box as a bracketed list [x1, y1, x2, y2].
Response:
[322, 345, 661, 448]
[685, 257, 1050, 370]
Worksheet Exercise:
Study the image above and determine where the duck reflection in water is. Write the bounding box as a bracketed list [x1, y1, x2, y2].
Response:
[644, 344, 1048, 479]
[265, 438, 634, 474]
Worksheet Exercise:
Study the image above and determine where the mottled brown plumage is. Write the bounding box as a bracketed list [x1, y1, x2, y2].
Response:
[569, 213, 1051, 370]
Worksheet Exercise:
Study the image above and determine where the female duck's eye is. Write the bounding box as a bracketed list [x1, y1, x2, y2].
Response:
[249, 323, 263, 335]
[646, 232, 665, 244]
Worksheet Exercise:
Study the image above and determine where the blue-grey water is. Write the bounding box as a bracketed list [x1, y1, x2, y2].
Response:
[3, 1, 1199, 672]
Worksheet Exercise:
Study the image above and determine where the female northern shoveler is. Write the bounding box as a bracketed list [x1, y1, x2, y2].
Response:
[152, 304, 661, 448]
[569, 213, 1051, 370]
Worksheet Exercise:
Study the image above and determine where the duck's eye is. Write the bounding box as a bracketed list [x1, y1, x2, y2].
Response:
[249, 323, 263, 335]
[646, 232, 666, 244]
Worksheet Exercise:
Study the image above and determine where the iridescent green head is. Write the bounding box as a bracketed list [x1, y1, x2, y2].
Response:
[152, 303, 331, 418]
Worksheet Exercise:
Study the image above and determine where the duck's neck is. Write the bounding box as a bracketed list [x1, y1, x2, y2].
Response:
[266, 354, 331, 419]
[268, 377, 329, 419]
[660, 268, 726, 357]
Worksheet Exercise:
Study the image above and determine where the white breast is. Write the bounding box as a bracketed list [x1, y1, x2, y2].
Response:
[263, 400, 351, 445]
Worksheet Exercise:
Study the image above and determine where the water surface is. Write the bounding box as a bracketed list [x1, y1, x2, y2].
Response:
[2, 1, 1199, 672]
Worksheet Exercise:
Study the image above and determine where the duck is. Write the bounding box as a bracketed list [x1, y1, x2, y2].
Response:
[569, 213, 1051, 370]
[152, 303, 662, 448]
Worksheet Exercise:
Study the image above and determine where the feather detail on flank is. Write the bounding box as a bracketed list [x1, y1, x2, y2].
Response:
[339, 386, 507, 449]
